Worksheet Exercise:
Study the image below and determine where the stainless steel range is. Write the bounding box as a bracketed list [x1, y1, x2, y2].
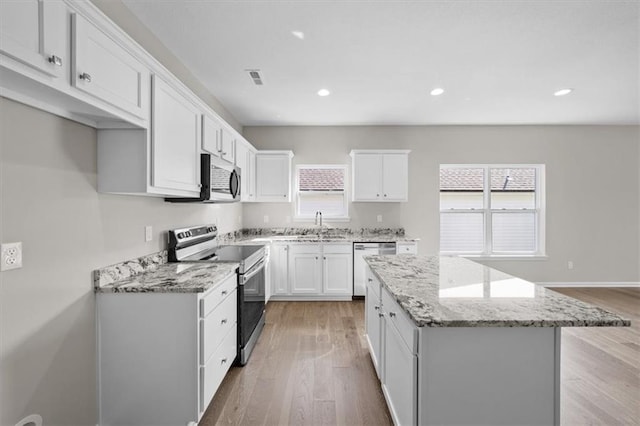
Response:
[168, 225, 266, 365]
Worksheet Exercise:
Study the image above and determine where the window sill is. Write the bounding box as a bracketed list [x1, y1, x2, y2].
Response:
[293, 217, 352, 223]
[458, 254, 548, 261]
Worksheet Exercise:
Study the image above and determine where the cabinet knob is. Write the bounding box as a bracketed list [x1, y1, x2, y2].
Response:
[384, 194, 387, 197]
[223, 152, 227, 155]
[221, 290, 228, 295]
[79, 72, 92, 82]
[323, 256, 326, 260]
[367, 278, 373, 282]
[315, 256, 318, 260]
[48, 55, 62, 66]
[221, 318, 228, 324]
[389, 312, 396, 318]
[221, 358, 227, 364]
[377, 194, 380, 197]
[283, 194, 287, 197]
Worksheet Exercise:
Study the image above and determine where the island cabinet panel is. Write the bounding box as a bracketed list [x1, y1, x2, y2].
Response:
[0, 0, 68, 78]
[418, 327, 559, 426]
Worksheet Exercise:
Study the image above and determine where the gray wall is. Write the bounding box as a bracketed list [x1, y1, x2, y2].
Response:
[243, 125, 640, 284]
[90, 0, 241, 132]
[0, 99, 242, 424]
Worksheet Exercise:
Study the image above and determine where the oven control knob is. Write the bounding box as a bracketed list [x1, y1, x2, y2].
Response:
[207, 227, 214, 232]
[186, 231, 192, 237]
[177, 233, 184, 239]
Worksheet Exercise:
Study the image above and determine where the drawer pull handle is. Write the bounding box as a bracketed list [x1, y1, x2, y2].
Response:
[367, 278, 373, 282]
[374, 306, 380, 310]
[389, 312, 396, 318]
[221, 358, 227, 364]
[48, 55, 62, 66]
[378, 313, 384, 318]
[221, 318, 228, 324]
[79, 72, 92, 82]
[221, 290, 228, 296]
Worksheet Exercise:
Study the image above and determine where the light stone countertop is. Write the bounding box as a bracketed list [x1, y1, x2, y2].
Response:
[95, 262, 239, 293]
[365, 255, 631, 328]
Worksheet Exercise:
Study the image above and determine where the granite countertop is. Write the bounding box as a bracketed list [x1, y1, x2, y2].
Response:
[228, 228, 419, 244]
[365, 255, 631, 328]
[95, 262, 239, 293]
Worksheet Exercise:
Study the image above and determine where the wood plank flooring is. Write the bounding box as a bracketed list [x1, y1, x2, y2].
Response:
[200, 289, 639, 426]
[552, 288, 640, 426]
[199, 301, 392, 426]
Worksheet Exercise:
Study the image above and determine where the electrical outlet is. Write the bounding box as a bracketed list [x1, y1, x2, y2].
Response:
[263, 215, 269, 224]
[567, 261, 574, 270]
[377, 215, 383, 223]
[1, 242, 23, 271]
[285, 216, 291, 223]
[145, 226, 153, 242]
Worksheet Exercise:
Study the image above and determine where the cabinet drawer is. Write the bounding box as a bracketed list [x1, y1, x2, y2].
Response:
[382, 288, 418, 354]
[397, 242, 417, 254]
[323, 243, 353, 254]
[289, 244, 321, 254]
[201, 272, 237, 318]
[201, 289, 237, 364]
[200, 325, 236, 413]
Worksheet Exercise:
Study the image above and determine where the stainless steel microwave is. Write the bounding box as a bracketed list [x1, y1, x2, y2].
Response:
[166, 154, 240, 203]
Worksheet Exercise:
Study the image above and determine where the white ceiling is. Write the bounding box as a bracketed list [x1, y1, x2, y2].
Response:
[122, 0, 639, 126]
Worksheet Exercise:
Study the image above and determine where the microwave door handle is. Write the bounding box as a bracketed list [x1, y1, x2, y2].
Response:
[231, 170, 240, 198]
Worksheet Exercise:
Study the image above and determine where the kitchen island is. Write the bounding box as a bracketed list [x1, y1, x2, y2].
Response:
[364, 255, 630, 426]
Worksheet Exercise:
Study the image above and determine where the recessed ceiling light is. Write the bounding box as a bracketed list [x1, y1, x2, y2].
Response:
[317, 89, 330, 97]
[430, 87, 445, 96]
[554, 88, 573, 97]
[291, 31, 305, 40]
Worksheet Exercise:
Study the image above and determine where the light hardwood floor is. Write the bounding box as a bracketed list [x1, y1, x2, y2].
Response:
[201, 289, 639, 426]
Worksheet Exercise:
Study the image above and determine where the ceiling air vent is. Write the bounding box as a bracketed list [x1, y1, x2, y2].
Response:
[247, 69, 264, 85]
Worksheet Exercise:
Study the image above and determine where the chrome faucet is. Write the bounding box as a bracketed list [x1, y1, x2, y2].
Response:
[315, 211, 323, 228]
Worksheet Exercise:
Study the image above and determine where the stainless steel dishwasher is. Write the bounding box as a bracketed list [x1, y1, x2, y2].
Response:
[353, 242, 396, 296]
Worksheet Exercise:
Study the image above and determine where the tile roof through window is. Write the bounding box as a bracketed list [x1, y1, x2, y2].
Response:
[440, 167, 536, 191]
[299, 168, 345, 191]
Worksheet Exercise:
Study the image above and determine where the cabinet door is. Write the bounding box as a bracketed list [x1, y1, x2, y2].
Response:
[0, 0, 67, 78]
[202, 114, 222, 157]
[270, 244, 289, 295]
[365, 281, 382, 378]
[219, 127, 236, 164]
[246, 149, 257, 201]
[290, 253, 322, 294]
[382, 154, 408, 201]
[322, 252, 353, 295]
[383, 319, 418, 426]
[256, 154, 291, 202]
[72, 13, 149, 119]
[151, 75, 201, 193]
[353, 153, 382, 201]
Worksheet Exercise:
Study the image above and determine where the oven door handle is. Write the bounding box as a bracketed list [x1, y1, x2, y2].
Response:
[241, 259, 266, 285]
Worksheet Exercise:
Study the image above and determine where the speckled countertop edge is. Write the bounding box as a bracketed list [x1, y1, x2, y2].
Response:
[365, 255, 631, 328]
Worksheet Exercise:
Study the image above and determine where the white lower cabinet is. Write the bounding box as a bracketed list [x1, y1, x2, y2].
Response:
[365, 267, 418, 426]
[97, 273, 237, 425]
[270, 242, 352, 299]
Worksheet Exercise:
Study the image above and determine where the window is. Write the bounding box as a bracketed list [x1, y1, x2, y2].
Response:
[295, 165, 349, 219]
[440, 164, 545, 256]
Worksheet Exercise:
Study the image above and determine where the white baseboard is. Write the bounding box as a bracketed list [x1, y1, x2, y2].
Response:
[538, 282, 640, 288]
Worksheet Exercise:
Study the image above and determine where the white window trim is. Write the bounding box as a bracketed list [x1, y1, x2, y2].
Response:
[439, 164, 546, 257]
[294, 164, 350, 221]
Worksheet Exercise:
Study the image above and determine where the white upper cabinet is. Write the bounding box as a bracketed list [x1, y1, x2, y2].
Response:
[256, 151, 293, 202]
[0, 0, 68, 78]
[72, 13, 149, 120]
[351, 150, 410, 202]
[151, 75, 201, 194]
[235, 138, 257, 202]
[202, 115, 235, 164]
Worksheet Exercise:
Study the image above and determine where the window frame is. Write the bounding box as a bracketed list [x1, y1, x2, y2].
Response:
[294, 164, 350, 221]
[439, 164, 546, 258]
